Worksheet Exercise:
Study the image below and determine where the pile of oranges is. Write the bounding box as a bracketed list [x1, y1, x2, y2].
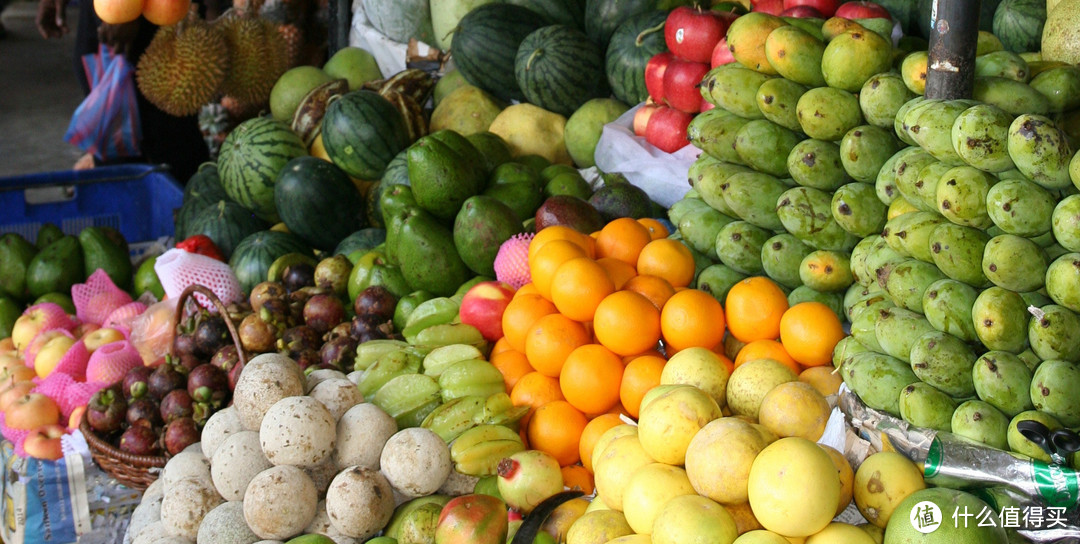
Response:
[486, 219, 847, 491]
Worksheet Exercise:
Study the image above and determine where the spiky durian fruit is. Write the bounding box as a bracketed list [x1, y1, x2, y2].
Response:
[136, 15, 229, 117]
[215, 14, 291, 107]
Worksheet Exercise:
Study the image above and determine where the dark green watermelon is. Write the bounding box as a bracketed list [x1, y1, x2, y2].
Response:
[218, 117, 307, 224]
[584, 0, 659, 47]
[229, 230, 313, 295]
[185, 200, 268, 260]
[606, 10, 668, 106]
[452, 4, 550, 103]
[993, 0, 1045, 53]
[505, 0, 586, 29]
[382, 149, 411, 187]
[321, 90, 411, 181]
[334, 228, 387, 256]
[183, 162, 229, 204]
[274, 156, 365, 251]
[515, 25, 609, 117]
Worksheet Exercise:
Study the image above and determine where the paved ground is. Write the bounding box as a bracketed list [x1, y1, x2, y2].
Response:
[0, 1, 85, 178]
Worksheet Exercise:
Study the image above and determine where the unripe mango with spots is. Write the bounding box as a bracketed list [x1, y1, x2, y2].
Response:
[900, 51, 928, 95]
[874, 307, 936, 363]
[860, 73, 915, 130]
[832, 182, 887, 237]
[882, 210, 945, 263]
[985, 178, 1055, 236]
[1030, 358, 1080, 427]
[700, 65, 771, 119]
[881, 259, 945, 314]
[899, 382, 958, 432]
[821, 29, 892, 92]
[726, 12, 787, 75]
[734, 119, 803, 177]
[973, 76, 1050, 116]
[1028, 304, 1080, 362]
[928, 223, 990, 288]
[763, 25, 825, 87]
[910, 100, 974, 165]
[788, 139, 851, 191]
[840, 125, 901, 184]
[972, 286, 1031, 354]
[890, 149, 936, 213]
[974, 51, 1030, 82]
[1007, 113, 1074, 190]
[935, 166, 996, 229]
[716, 221, 771, 275]
[776, 186, 860, 252]
[841, 351, 919, 416]
[952, 400, 1009, 450]
[921, 279, 979, 343]
[687, 110, 749, 165]
[755, 77, 807, 133]
[760, 234, 813, 290]
[721, 171, 787, 231]
[799, 250, 853, 293]
[797, 87, 864, 142]
[982, 234, 1048, 293]
[1046, 254, 1080, 313]
[951, 103, 1015, 173]
[910, 330, 978, 398]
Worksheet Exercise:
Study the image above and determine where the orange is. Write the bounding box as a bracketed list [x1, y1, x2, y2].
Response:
[578, 413, 625, 473]
[502, 294, 557, 353]
[622, 348, 665, 364]
[593, 290, 662, 356]
[596, 258, 638, 290]
[490, 349, 533, 392]
[560, 344, 624, 415]
[734, 339, 800, 374]
[530, 240, 588, 300]
[637, 218, 670, 240]
[660, 289, 727, 352]
[562, 464, 595, 494]
[511, 371, 565, 413]
[636, 238, 696, 288]
[524, 313, 591, 377]
[530, 225, 595, 261]
[596, 218, 653, 266]
[779, 302, 846, 367]
[491, 337, 513, 356]
[528, 400, 588, 466]
[551, 258, 615, 322]
[623, 274, 676, 311]
[514, 283, 540, 298]
[620, 355, 666, 419]
[725, 276, 789, 343]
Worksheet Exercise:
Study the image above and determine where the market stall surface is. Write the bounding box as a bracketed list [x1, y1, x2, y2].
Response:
[0, 1, 84, 177]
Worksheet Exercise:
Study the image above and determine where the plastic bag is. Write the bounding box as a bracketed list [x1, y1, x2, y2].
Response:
[129, 297, 179, 366]
[64, 45, 142, 161]
[593, 103, 700, 208]
[349, 3, 440, 79]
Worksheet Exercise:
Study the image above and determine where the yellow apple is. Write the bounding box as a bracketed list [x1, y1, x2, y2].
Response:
[83, 327, 125, 354]
[23, 424, 66, 461]
[11, 304, 69, 353]
[34, 335, 76, 379]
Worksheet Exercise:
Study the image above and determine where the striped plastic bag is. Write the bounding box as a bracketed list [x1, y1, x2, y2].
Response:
[63, 45, 141, 161]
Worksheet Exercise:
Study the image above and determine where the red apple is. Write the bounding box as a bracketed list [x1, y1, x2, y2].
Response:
[0, 381, 35, 412]
[646, 106, 695, 153]
[752, 0, 785, 15]
[645, 52, 675, 103]
[459, 281, 516, 342]
[700, 98, 716, 112]
[664, 6, 737, 64]
[835, 1, 891, 20]
[23, 424, 66, 461]
[781, 5, 825, 17]
[68, 405, 87, 431]
[5, 393, 60, 430]
[633, 104, 660, 136]
[711, 37, 736, 67]
[663, 59, 711, 113]
[784, 0, 837, 16]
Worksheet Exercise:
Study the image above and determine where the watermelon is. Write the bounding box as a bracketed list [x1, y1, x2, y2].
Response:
[993, 0, 1046, 53]
[218, 117, 307, 224]
[334, 228, 387, 256]
[274, 157, 366, 251]
[515, 25, 609, 117]
[505, 0, 586, 29]
[452, 4, 549, 102]
[183, 162, 229, 204]
[584, 0, 659, 47]
[321, 90, 412, 181]
[229, 230, 313, 294]
[185, 200, 268, 260]
[383, 149, 411, 187]
[363, 0, 435, 44]
[606, 10, 667, 106]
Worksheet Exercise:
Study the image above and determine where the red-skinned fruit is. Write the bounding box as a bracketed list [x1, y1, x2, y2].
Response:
[434, 494, 509, 544]
[645, 106, 694, 153]
[645, 52, 675, 103]
[662, 58, 711, 113]
[835, 1, 892, 19]
[664, 6, 738, 63]
[783, 0, 838, 17]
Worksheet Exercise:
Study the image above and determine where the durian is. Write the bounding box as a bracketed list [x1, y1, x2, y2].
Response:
[215, 13, 291, 107]
[136, 13, 229, 117]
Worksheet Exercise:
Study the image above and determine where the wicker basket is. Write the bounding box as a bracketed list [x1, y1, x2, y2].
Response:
[80, 284, 246, 491]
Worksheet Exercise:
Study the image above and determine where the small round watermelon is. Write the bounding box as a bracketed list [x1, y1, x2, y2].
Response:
[218, 117, 307, 224]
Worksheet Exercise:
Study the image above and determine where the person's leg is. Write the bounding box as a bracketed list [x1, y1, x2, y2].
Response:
[73, 0, 100, 95]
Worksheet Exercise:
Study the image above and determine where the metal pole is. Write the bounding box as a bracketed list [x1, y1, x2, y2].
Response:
[924, 0, 981, 99]
[327, 0, 351, 56]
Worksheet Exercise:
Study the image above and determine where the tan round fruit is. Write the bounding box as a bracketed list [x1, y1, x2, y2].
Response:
[607, 536, 652, 544]
[805, 522, 875, 544]
[593, 434, 656, 511]
[652, 494, 738, 544]
[660, 347, 731, 408]
[621, 463, 697, 535]
[727, 502, 763, 534]
[637, 385, 722, 465]
[758, 382, 831, 441]
[733, 530, 789, 544]
[726, 359, 798, 418]
[749, 423, 778, 445]
[853, 451, 926, 528]
[590, 424, 638, 476]
[565, 509, 634, 544]
[685, 418, 767, 505]
[798, 366, 844, 396]
[821, 445, 854, 516]
[488, 103, 572, 165]
[747, 437, 840, 537]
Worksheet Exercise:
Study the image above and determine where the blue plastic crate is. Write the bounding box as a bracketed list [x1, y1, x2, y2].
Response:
[0, 164, 182, 249]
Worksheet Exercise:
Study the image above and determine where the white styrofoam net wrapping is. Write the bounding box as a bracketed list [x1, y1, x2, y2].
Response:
[154, 248, 243, 307]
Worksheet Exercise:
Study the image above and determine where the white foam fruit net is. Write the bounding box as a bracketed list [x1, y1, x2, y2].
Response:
[155, 248, 244, 307]
[72, 269, 134, 326]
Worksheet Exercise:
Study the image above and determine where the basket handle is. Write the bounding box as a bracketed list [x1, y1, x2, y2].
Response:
[171, 284, 248, 368]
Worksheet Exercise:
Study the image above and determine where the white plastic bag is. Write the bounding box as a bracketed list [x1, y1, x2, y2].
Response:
[593, 103, 701, 208]
[349, 3, 441, 79]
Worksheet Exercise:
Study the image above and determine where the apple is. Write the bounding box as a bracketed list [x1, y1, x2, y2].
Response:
[645, 106, 695, 153]
[23, 424, 66, 461]
[0, 365, 37, 389]
[33, 334, 76, 379]
[0, 338, 15, 354]
[835, 1, 891, 20]
[783, 0, 837, 17]
[663, 58, 712, 113]
[645, 52, 675, 103]
[460, 281, 516, 342]
[68, 405, 87, 431]
[72, 322, 99, 339]
[0, 381, 35, 412]
[25, 329, 67, 365]
[0, 353, 24, 373]
[711, 38, 736, 68]
[5, 393, 60, 430]
[11, 303, 70, 353]
[664, 6, 738, 64]
[83, 328, 125, 354]
[701, 98, 716, 112]
[752, 0, 785, 15]
[781, 5, 825, 17]
[633, 103, 660, 136]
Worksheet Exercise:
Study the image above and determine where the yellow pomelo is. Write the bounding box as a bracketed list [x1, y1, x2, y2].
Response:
[685, 418, 767, 505]
[637, 384, 686, 414]
[660, 347, 732, 408]
[621, 463, 697, 535]
[733, 530, 789, 544]
[852, 451, 925, 528]
[747, 437, 840, 537]
[565, 509, 633, 544]
[805, 522, 875, 544]
[429, 85, 505, 136]
[590, 424, 638, 478]
[585, 495, 611, 513]
[637, 385, 722, 465]
[651, 495, 738, 544]
[543, 498, 590, 542]
[606, 536, 652, 544]
[488, 103, 572, 165]
[758, 382, 830, 441]
[726, 359, 798, 418]
[593, 434, 656, 511]
[857, 523, 884, 544]
[798, 366, 843, 397]
[821, 445, 854, 516]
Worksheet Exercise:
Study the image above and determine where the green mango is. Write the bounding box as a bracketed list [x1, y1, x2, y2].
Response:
[951, 103, 1015, 173]
[831, 182, 887, 237]
[798, 250, 853, 293]
[787, 139, 851, 191]
[982, 234, 1048, 293]
[1009, 410, 1062, 463]
[689, 157, 749, 217]
[922, 279, 979, 343]
[408, 131, 486, 219]
[850, 300, 894, 353]
[760, 234, 813, 289]
[35, 223, 63, 250]
[796, 87, 864, 141]
[844, 281, 888, 322]
[882, 211, 945, 263]
[700, 64, 771, 119]
[928, 223, 991, 287]
[893, 97, 927, 146]
[851, 17, 894, 43]
[874, 306, 936, 363]
[695, 264, 747, 303]
[985, 178, 1055, 237]
[668, 194, 714, 227]
[687, 111, 750, 165]
[951, 400, 1009, 450]
[733, 119, 803, 177]
[841, 351, 920, 416]
[820, 29, 892, 92]
[453, 195, 524, 277]
[972, 287, 1031, 353]
[1007, 113, 1074, 190]
[25, 235, 83, 300]
[776, 187, 859, 252]
[899, 382, 958, 432]
[755, 78, 808, 133]
[881, 258, 945, 314]
[910, 100, 973, 165]
[833, 335, 871, 369]
[860, 73, 916, 130]
[1028, 66, 1080, 113]
[397, 212, 472, 297]
[848, 235, 879, 287]
[1030, 359, 1080, 427]
[720, 171, 787, 230]
[874, 148, 908, 205]
[715, 221, 770, 275]
[787, 285, 844, 320]
[0, 233, 37, 301]
[839, 125, 900, 184]
[78, 226, 132, 291]
[909, 330, 977, 398]
[908, 161, 952, 212]
[763, 25, 826, 87]
[862, 235, 907, 288]
[1046, 253, 1080, 312]
[899, 98, 940, 145]
[1028, 304, 1080, 362]
[973, 351, 1035, 418]
[780, 16, 824, 40]
[1052, 196, 1080, 252]
[0, 296, 19, 340]
[467, 131, 514, 173]
[678, 207, 734, 260]
[974, 51, 1030, 82]
[935, 166, 996, 229]
[972, 76, 1050, 116]
[891, 149, 937, 213]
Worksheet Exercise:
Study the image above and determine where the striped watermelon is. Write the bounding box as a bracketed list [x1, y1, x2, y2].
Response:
[515, 25, 609, 117]
[321, 90, 411, 181]
[183, 162, 229, 204]
[185, 200, 268, 260]
[382, 149, 411, 187]
[229, 230, 313, 294]
[606, 10, 668, 106]
[584, 0, 658, 47]
[505, 0, 586, 29]
[274, 156, 365, 251]
[218, 117, 307, 224]
[993, 0, 1045, 53]
[452, 4, 549, 103]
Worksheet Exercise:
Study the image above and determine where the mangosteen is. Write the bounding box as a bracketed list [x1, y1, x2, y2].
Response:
[355, 285, 397, 322]
[225, 301, 252, 325]
[210, 344, 241, 373]
[239, 313, 277, 353]
[282, 262, 316, 292]
[122, 366, 154, 400]
[325, 321, 353, 342]
[193, 315, 230, 357]
[160, 389, 194, 423]
[277, 325, 322, 358]
[126, 397, 162, 427]
[171, 332, 202, 371]
[295, 349, 322, 370]
[260, 297, 293, 330]
[314, 255, 353, 297]
[87, 386, 127, 434]
[163, 417, 201, 455]
[320, 336, 358, 372]
[227, 359, 244, 391]
[118, 425, 160, 456]
[303, 294, 347, 334]
[148, 360, 187, 399]
[249, 281, 287, 314]
[187, 364, 229, 407]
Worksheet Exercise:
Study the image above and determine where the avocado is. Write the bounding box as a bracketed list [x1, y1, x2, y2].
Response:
[545, 172, 593, 200]
[516, 154, 551, 173]
[408, 131, 487, 220]
[0, 233, 37, 301]
[588, 182, 653, 222]
[35, 223, 64, 250]
[79, 226, 133, 290]
[397, 212, 471, 297]
[534, 195, 605, 234]
[483, 162, 546, 221]
[466, 131, 514, 173]
[453, 195, 525, 276]
[0, 296, 19, 340]
[26, 235, 84, 299]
